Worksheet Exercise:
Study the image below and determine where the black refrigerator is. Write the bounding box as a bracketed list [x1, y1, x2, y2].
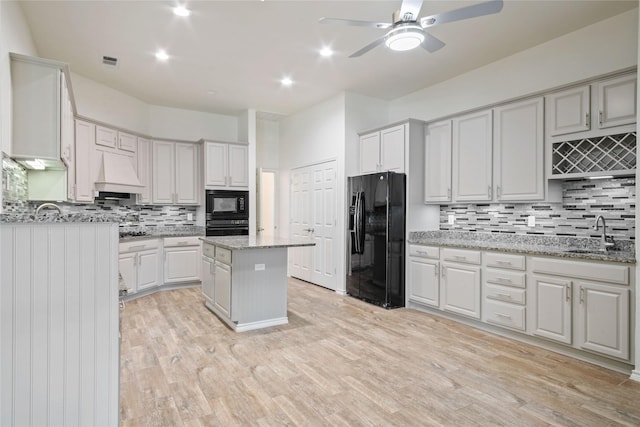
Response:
[347, 171, 406, 308]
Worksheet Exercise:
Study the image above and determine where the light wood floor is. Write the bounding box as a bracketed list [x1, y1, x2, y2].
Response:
[120, 279, 640, 426]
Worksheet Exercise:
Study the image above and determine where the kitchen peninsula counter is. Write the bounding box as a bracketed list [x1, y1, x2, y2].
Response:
[200, 235, 314, 332]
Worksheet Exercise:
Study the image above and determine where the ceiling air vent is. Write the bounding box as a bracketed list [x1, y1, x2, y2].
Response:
[102, 55, 119, 68]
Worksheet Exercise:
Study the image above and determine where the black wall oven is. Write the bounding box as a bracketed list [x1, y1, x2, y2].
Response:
[205, 190, 249, 236]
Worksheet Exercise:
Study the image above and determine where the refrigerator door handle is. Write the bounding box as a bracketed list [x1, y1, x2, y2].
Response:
[354, 191, 361, 253]
[357, 191, 365, 254]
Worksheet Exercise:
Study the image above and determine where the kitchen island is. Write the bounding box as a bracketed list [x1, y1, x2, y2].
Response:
[200, 235, 315, 332]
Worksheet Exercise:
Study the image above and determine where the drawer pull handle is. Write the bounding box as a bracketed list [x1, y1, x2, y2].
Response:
[495, 293, 512, 299]
[495, 260, 512, 266]
[496, 277, 512, 283]
[129, 245, 146, 251]
[177, 241, 190, 245]
[416, 251, 427, 255]
[495, 312, 512, 319]
[453, 255, 467, 261]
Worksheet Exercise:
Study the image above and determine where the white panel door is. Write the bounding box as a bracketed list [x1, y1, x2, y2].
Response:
[118, 253, 137, 294]
[311, 163, 337, 290]
[576, 281, 630, 360]
[137, 249, 161, 291]
[441, 262, 481, 319]
[409, 258, 439, 307]
[214, 261, 232, 318]
[205, 142, 228, 187]
[74, 120, 95, 202]
[533, 275, 572, 344]
[452, 110, 493, 202]
[201, 257, 215, 302]
[175, 142, 199, 204]
[597, 73, 637, 129]
[152, 141, 176, 204]
[380, 124, 405, 173]
[95, 125, 116, 148]
[117, 131, 137, 153]
[546, 85, 590, 136]
[424, 120, 452, 203]
[494, 97, 544, 201]
[165, 247, 201, 283]
[359, 132, 380, 174]
[228, 144, 249, 188]
[289, 169, 312, 281]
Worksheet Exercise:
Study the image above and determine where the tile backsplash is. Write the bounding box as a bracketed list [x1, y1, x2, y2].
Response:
[440, 177, 635, 240]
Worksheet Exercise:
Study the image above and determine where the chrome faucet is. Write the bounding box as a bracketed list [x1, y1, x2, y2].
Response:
[593, 215, 615, 250]
[35, 203, 62, 215]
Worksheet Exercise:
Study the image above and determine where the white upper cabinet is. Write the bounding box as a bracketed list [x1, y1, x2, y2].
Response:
[493, 97, 545, 202]
[95, 125, 117, 148]
[204, 141, 248, 189]
[152, 141, 200, 205]
[596, 73, 637, 129]
[424, 120, 452, 203]
[118, 131, 137, 153]
[452, 109, 493, 202]
[72, 120, 95, 203]
[546, 85, 590, 137]
[359, 124, 405, 174]
[546, 72, 636, 141]
[136, 137, 152, 204]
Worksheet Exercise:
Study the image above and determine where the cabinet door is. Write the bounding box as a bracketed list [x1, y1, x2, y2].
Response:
[452, 110, 493, 202]
[95, 125, 117, 148]
[597, 74, 637, 129]
[576, 281, 629, 360]
[174, 143, 199, 204]
[494, 98, 544, 201]
[137, 249, 161, 291]
[546, 85, 590, 136]
[205, 142, 228, 187]
[441, 262, 481, 319]
[136, 137, 152, 204]
[74, 120, 95, 202]
[228, 144, 249, 188]
[424, 120, 452, 203]
[118, 253, 137, 294]
[152, 141, 175, 204]
[532, 275, 572, 344]
[359, 132, 380, 174]
[117, 132, 137, 153]
[408, 258, 439, 307]
[201, 257, 215, 302]
[164, 246, 201, 283]
[61, 73, 75, 201]
[380, 124, 405, 173]
[214, 261, 232, 318]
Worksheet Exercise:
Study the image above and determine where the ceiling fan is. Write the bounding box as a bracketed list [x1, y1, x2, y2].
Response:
[319, 0, 504, 57]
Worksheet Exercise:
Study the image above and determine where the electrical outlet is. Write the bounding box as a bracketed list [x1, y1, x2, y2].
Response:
[187, 213, 193, 221]
[448, 214, 455, 225]
[254, 263, 265, 271]
[527, 215, 536, 227]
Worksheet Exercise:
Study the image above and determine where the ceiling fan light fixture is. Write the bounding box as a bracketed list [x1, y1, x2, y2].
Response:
[385, 25, 425, 51]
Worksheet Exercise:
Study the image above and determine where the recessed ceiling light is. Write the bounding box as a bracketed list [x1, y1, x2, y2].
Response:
[320, 47, 334, 57]
[155, 50, 169, 61]
[280, 77, 293, 87]
[173, 5, 191, 17]
[207, 90, 217, 95]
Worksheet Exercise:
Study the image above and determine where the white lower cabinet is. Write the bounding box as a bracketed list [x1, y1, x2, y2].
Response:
[119, 239, 162, 294]
[531, 257, 631, 361]
[408, 245, 440, 307]
[214, 260, 232, 318]
[441, 261, 481, 319]
[482, 252, 527, 331]
[163, 236, 201, 284]
[201, 243, 215, 302]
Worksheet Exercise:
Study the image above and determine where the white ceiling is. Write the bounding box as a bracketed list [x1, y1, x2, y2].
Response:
[18, 0, 638, 118]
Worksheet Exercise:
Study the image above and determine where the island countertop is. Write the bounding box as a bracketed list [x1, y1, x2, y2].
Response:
[200, 235, 315, 250]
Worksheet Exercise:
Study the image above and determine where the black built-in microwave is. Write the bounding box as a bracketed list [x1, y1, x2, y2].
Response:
[205, 190, 249, 236]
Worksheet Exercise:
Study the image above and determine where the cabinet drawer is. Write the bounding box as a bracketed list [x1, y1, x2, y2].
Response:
[442, 248, 481, 265]
[531, 257, 629, 285]
[484, 268, 526, 288]
[215, 246, 232, 264]
[484, 252, 525, 271]
[408, 245, 439, 259]
[164, 236, 201, 247]
[484, 300, 526, 331]
[119, 238, 161, 253]
[202, 242, 215, 259]
[484, 283, 526, 305]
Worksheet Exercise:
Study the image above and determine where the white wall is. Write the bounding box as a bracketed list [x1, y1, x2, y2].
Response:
[256, 119, 280, 170]
[389, 9, 638, 123]
[149, 104, 238, 142]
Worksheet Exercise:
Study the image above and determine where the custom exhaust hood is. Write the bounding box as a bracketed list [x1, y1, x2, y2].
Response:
[94, 151, 144, 194]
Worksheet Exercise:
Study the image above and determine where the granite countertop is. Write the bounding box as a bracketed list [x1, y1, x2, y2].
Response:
[201, 235, 316, 250]
[408, 231, 636, 263]
[118, 226, 205, 241]
[0, 212, 120, 223]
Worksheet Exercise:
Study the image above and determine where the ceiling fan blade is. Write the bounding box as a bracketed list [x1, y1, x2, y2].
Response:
[349, 35, 387, 58]
[399, 0, 423, 21]
[420, 0, 503, 28]
[421, 32, 446, 53]
[319, 17, 392, 29]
